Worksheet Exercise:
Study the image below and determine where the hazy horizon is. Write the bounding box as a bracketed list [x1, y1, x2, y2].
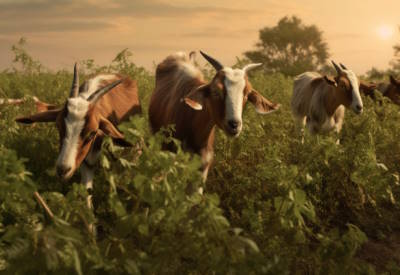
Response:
[0, 0, 399, 74]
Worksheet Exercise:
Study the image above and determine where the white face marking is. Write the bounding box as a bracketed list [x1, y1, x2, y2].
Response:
[56, 74, 120, 178]
[56, 98, 89, 178]
[223, 67, 246, 132]
[343, 69, 363, 113]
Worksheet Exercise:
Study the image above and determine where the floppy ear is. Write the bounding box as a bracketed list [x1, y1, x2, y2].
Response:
[359, 81, 377, 91]
[35, 101, 58, 113]
[15, 109, 61, 124]
[183, 84, 210, 111]
[323, 75, 337, 87]
[248, 89, 280, 114]
[99, 117, 131, 147]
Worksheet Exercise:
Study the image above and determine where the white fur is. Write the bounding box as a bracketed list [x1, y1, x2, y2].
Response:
[181, 62, 199, 78]
[56, 98, 89, 177]
[342, 69, 363, 112]
[172, 52, 202, 79]
[56, 75, 116, 177]
[292, 72, 346, 136]
[79, 74, 116, 100]
[223, 67, 246, 130]
[81, 163, 94, 207]
[201, 149, 214, 182]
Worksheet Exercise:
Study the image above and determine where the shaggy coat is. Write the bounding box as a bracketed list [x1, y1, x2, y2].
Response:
[292, 72, 346, 134]
[149, 51, 279, 181]
[377, 75, 400, 105]
[16, 65, 141, 210]
[292, 62, 363, 135]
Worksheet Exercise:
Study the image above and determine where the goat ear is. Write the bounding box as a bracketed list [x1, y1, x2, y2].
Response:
[15, 109, 61, 124]
[183, 84, 210, 111]
[99, 117, 131, 147]
[35, 101, 58, 113]
[324, 75, 337, 87]
[248, 89, 280, 114]
[359, 81, 377, 91]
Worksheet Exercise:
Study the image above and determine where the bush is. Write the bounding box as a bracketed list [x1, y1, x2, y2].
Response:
[0, 41, 399, 274]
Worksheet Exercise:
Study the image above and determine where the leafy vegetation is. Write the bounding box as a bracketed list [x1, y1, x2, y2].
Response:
[0, 41, 400, 274]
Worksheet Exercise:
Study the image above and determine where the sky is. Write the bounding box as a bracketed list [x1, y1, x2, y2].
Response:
[0, 0, 399, 74]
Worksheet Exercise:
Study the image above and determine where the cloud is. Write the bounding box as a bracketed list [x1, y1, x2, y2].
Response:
[180, 27, 259, 39]
[0, 0, 255, 36]
[0, 20, 114, 34]
[0, 0, 250, 20]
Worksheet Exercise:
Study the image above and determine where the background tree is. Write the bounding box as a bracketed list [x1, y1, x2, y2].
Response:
[365, 67, 386, 80]
[244, 16, 329, 76]
[390, 26, 400, 73]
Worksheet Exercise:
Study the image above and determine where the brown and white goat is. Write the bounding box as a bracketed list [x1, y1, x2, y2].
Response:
[377, 75, 400, 105]
[149, 51, 280, 182]
[0, 96, 53, 112]
[359, 81, 378, 100]
[292, 61, 364, 135]
[16, 64, 141, 209]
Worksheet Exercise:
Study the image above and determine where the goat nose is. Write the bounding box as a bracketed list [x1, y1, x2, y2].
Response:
[356, 105, 363, 112]
[228, 120, 240, 130]
[57, 165, 71, 177]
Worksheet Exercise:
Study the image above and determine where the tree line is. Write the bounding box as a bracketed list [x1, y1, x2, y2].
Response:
[245, 15, 400, 78]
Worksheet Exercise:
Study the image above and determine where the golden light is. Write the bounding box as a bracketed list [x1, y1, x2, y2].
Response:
[377, 25, 395, 40]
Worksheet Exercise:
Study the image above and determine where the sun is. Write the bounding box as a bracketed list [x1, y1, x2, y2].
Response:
[377, 25, 395, 40]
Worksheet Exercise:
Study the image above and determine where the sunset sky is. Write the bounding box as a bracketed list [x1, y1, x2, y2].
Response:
[0, 0, 399, 74]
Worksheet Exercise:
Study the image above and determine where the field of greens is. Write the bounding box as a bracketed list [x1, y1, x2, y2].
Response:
[0, 43, 400, 274]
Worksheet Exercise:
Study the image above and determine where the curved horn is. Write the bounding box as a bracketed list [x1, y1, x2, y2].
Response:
[200, 51, 223, 71]
[243, 63, 262, 73]
[69, 63, 79, 98]
[331, 60, 342, 75]
[339, 63, 348, 70]
[87, 79, 124, 103]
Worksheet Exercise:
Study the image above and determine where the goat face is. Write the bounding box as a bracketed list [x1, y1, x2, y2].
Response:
[16, 64, 125, 180]
[184, 51, 280, 137]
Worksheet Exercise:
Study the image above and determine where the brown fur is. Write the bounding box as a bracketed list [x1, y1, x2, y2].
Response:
[149, 52, 279, 180]
[359, 81, 378, 100]
[292, 72, 356, 134]
[149, 55, 215, 157]
[0, 96, 55, 113]
[381, 75, 400, 105]
[16, 75, 141, 176]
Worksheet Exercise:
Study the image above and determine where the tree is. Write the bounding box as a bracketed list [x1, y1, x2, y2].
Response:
[11, 38, 43, 74]
[390, 26, 400, 73]
[365, 67, 386, 80]
[244, 16, 329, 76]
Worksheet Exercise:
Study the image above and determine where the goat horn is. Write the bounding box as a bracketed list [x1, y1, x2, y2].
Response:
[243, 63, 262, 73]
[331, 60, 342, 75]
[87, 79, 124, 103]
[69, 63, 79, 98]
[200, 51, 223, 71]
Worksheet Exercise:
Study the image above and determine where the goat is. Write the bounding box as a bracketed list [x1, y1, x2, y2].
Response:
[377, 75, 400, 105]
[16, 64, 141, 211]
[292, 61, 363, 135]
[0, 96, 53, 112]
[149, 51, 280, 182]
